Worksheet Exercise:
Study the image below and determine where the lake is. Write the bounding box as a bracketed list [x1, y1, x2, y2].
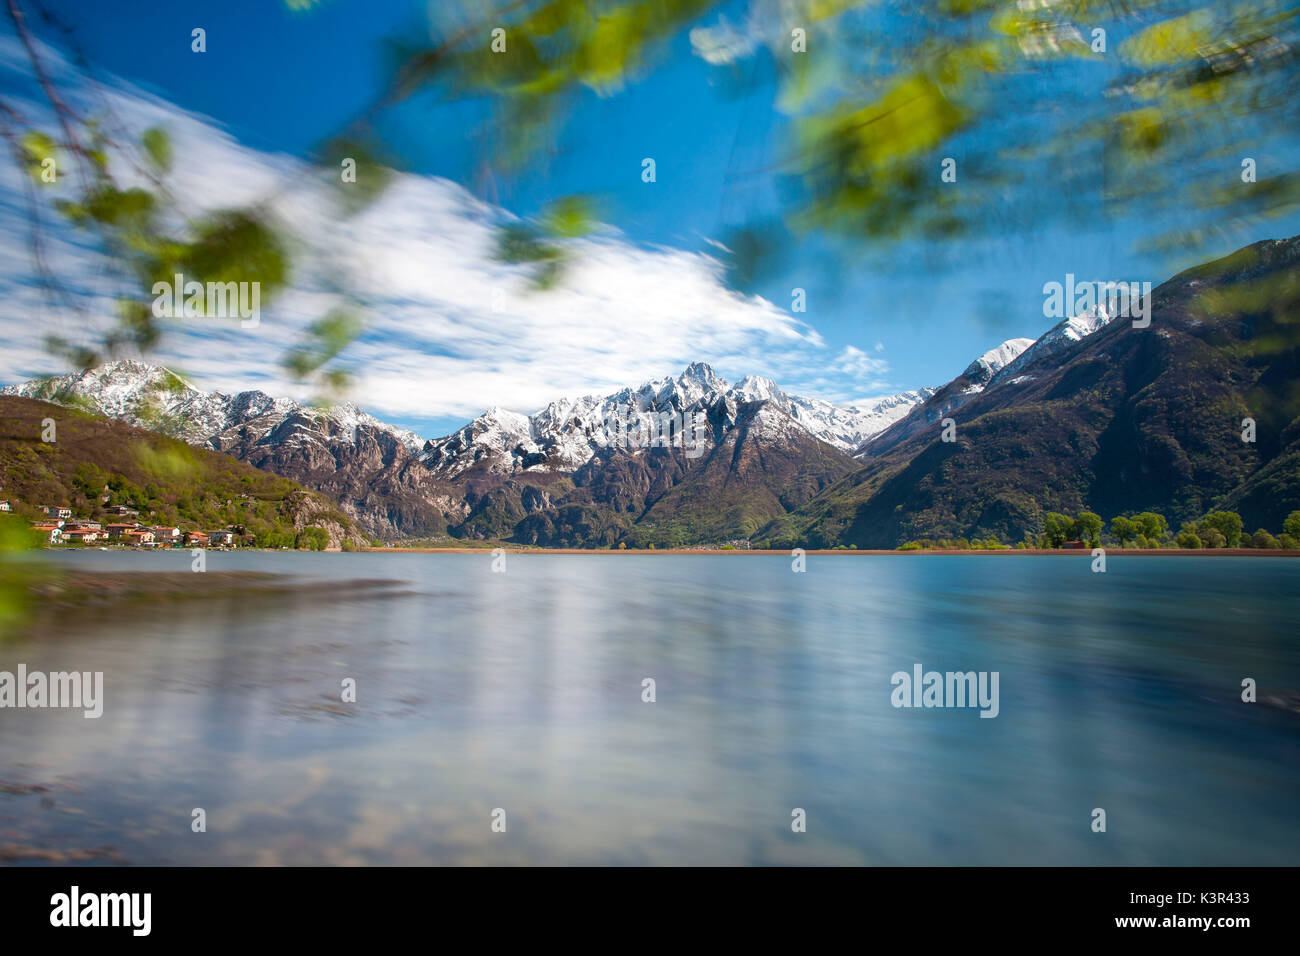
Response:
[1, 550, 1297, 865]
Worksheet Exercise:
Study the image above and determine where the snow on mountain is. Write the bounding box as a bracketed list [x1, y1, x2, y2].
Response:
[854, 335, 1059, 458]
[418, 406, 536, 474]
[418, 364, 935, 477]
[2, 358, 933, 478]
[783, 389, 936, 450]
[987, 306, 1115, 389]
[962, 338, 1036, 389]
[0, 360, 425, 454]
[732, 374, 782, 403]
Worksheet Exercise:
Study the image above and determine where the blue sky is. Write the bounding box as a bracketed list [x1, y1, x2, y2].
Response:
[7, 0, 1300, 438]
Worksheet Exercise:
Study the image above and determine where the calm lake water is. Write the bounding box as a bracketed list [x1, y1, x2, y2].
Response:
[1, 551, 1297, 865]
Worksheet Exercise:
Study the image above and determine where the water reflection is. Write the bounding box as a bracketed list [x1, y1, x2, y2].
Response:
[0, 552, 1297, 865]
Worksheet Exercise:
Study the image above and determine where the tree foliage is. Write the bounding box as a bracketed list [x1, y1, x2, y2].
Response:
[368, 0, 1300, 278]
[1109, 515, 1137, 548]
[1199, 510, 1244, 547]
[1072, 511, 1103, 547]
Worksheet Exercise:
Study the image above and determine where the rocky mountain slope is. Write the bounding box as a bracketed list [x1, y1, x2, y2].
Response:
[2, 360, 424, 452]
[8, 235, 1297, 548]
[4, 359, 930, 543]
[860, 336, 1034, 455]
[2, 362, 457, 538]
[425, 364, 886, 546]
[766, 236, 1300, 548]
[0, 395, 365, 549]
[418, 362, 932, 477]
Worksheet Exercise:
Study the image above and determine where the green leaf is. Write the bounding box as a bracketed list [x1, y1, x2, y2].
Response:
[141, 127, 173, 173]
[19, 130, 58, 180]
[82, 186, 157, 227]
[540, 195, 595, 238]
[180, 210, 289, 293]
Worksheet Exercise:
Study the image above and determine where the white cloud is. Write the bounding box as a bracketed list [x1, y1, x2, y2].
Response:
[689, 17, 759, 65]
[830, 345, 889, 378]
[0, 29, 891, 431]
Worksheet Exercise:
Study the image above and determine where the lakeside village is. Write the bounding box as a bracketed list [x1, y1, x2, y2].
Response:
[0, 498, 240, 549]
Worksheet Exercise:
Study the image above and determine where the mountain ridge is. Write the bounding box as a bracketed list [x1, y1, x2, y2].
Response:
[0, 394, 366, 549]
[766, 235, 1300, 547]
[3, 356, 941, 541]
[6, 235, 1297, 547]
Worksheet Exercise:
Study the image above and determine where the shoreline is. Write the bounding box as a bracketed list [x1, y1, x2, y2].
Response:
[33, 545, 1300, 557]
[358, 546, 1300, 557]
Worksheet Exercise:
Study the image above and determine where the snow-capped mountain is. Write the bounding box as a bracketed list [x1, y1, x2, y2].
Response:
[1, 359, 454, 539]
[987, 306, 1115, 389]
[0, 327, 1087, 540]
[962, 338, 1036, 390]
[858, 336, 1036, 456]
[786, 235, 1300, 547]
[5, 235, 1290, 547]
[1, 357, 937, 539]
[4, 358, 930, 476]
[1, 360, 425, 454]
[744, 378, 937, 452]
[418, 362, 934, 477]
[862, 305, 1125, 458]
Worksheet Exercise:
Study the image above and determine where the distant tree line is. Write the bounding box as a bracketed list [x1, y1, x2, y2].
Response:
[896, 510, 1300, 552]
[897, 537, 1010, 552]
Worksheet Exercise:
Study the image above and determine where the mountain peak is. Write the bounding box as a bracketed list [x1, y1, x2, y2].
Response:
[987, 308, 1116, 390]
[678, 362, 722, 388]
[732, 374, 783, 403]
[962, 338, 1035, 385]
[1, 360, 422, 453]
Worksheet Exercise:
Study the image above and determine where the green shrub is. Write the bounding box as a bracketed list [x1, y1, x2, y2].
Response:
[295, 526, 329, 551]
[1199, 511, 1243, 547]
[1200, 527, 1227, 548]
[1251, 529, 1279, 549]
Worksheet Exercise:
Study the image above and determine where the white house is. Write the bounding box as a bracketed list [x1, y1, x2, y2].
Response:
[150, 526, 182, 545]
[33, 524, 62, 544]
